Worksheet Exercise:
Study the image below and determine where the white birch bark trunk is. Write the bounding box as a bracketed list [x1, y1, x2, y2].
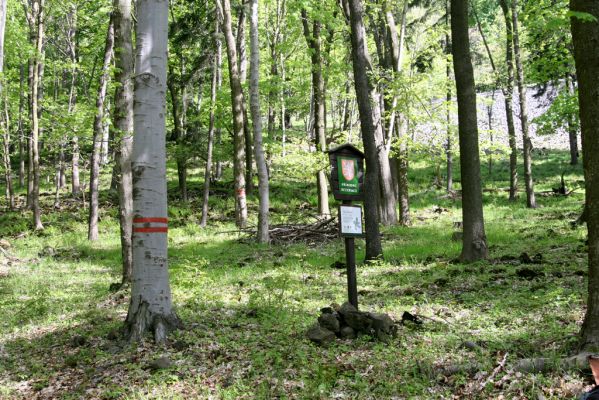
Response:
[249, 0, 269, 243]
[125, 0, 179, 343]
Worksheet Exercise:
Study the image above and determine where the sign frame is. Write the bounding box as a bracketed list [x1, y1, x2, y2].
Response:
[339, 204, 364, 238]
[328, 144, 365, 202]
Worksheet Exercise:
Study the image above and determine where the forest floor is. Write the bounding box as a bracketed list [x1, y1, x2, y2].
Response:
[0, 150, 594, 399]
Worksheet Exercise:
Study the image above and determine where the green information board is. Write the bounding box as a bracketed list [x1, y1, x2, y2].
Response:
[337, 156, 360, 195]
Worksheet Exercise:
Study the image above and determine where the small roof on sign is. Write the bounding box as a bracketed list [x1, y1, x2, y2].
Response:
[327, 143, 365, 158]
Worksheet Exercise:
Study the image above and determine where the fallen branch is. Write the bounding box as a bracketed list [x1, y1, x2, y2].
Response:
[478, 352, 508, 392]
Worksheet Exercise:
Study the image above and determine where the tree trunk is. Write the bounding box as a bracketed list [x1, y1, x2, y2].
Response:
[445, 0, 453, 193]
[67, 5, 80, 197]
[88, 17, 115, 241]
[301, 9, 330, 218]
[345, 0, 383, 260]
[511, 0, 536, 208]
[0, 0, 13, 210]
[53, 145, 64, 208]
[113, 0, 134, 285]
[566, 74, 579, 166]
[570, 0, 599, 351]
[249, 0, 270, 243]
[19, 64, 25, 188]
[125, 0, 179, 344]
[220, 0, 248, 228]
[30, 0, 44, 230]
[201, 15, 222, 228]
[451, 0, 488, 262]
[1, 99, 13, 211]
[169, 84, 188, 202]
[237, 6, 253, 195]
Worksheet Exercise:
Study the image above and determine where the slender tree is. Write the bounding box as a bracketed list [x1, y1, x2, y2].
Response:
[570, 0, 599, 351]
[497, 0, 519, 202]
[0, 0, 13, 210]
[344, 0, 383, 260]
[450, 0, 487, 262]
[220, 0, 248, 228]
[30, 0, 44, 230]
[445, 0, 453, 193]
[113, 0, 134, 284]
[566, 74, 579, 166]
[18, 64, 25, 189]
[236, 5, 253, 195]
[88, 17, 115, 241]
[201, 14, 222, 228]
[511, 0, 536, 208]
[301, 8, 330, 218]
[249, 0, 269, 243]
[67, 4, 81, 197]
[125, 0, 179, 343]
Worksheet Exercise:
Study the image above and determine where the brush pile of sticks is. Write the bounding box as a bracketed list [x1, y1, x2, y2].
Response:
[245, 217, 338, 245]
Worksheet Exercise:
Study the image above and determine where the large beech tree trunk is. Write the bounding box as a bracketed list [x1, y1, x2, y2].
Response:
[511, 0, 536, 208]
[125, 0, 179, 343]
[88, 18, 115, 241]
[450, 0, 487, 262]
[201, 16, 222, 228]
[220, 0, 248, 228]
[570, 0, 599, 351]
[301, 9, 330, 218]
[249, 0, 270, 243]
[113, 0, 134, 284]
[345, 0, 383, 260]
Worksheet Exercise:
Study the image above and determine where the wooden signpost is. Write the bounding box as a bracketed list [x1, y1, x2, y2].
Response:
[328, 144, 365, 309]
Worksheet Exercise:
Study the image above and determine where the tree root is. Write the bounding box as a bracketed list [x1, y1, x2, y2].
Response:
[125, 297, 182, 344]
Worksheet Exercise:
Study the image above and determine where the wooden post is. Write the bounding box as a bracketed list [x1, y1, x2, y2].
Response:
[343, 201, 359, 309]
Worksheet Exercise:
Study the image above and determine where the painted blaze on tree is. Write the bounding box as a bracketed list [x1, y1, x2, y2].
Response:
[328, 144, 364, 202]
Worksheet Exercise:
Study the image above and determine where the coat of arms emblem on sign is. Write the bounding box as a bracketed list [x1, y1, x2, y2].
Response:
[341, 159, 355, 181]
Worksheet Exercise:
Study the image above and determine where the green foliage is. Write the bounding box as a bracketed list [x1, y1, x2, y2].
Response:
[534, 86, 579, 136]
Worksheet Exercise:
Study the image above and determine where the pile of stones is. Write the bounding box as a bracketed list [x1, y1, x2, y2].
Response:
[307, 302, 397, 345]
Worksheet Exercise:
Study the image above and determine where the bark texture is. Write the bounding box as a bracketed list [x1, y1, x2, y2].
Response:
[113, 0, 134, 284]
[237, 6, 253, 195]
[220, 0, 248, 228]
[201, 15, 222, 228]
[346, 0, 383, 260]
[570, 0, 599, 351]
[30, 0, 44, 230]
[0, 0, 12, 210]
[511, 0, 536, 208]
[450, 0, 488, 262]
[88, 17, 115, 241]
[301, 8, 330, 218]
[249, 0, 270, 243]
[125, 0, 179, 343]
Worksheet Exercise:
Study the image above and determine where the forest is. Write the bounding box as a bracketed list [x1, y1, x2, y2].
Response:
[1, 0, 599, 398]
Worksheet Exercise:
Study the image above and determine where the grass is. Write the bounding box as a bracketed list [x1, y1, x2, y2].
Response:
[0, 149, 593, 399]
